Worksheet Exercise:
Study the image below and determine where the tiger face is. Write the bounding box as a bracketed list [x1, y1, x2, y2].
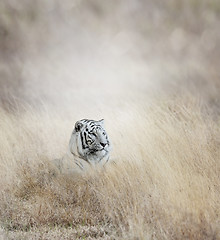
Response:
[69, 119, 111, 164]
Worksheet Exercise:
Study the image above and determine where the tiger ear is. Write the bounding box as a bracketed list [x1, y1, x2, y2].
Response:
[98, 119, 105, 126]
[75, 121, 83, 132]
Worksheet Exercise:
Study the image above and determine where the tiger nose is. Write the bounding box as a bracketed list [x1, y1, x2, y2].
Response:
[100, 142, 107, 147]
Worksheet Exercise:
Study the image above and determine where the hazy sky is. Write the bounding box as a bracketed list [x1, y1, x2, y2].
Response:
[0, 0, 220, 113]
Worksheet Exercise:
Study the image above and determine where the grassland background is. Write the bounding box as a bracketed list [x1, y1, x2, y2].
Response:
[0, 0, 220, 239]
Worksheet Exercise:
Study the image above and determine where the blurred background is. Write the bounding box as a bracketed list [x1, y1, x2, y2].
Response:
[1, 2, 220, 239]
[0, 0, 220, 116]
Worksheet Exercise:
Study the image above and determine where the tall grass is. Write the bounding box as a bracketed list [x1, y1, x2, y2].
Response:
[0, 97, 219, 239]
[1, 0, 220, 239]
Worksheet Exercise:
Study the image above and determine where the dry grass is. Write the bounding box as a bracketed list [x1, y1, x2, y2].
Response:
[1, 0, 220, 239]
[0, 98, 220, 239]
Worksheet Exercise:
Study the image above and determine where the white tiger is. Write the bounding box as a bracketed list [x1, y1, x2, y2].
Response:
[53, 119, 111, 173]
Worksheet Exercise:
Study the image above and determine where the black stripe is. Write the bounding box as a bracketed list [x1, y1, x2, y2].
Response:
[90, 127, 95, 132]
[84, 132, 88, 144]
[81, 119, 89, 122]
[89, 121, 95, 126]
[80, 132, 86, 149]
[87, 135, 92, 141]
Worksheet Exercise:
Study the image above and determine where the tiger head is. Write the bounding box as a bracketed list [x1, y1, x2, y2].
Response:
[68, 119, 111, 164]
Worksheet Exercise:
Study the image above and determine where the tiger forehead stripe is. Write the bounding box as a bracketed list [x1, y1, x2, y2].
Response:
[81, 119, 89, 123]
[88, 121, 95, 126]
[90, 125, 102, 131]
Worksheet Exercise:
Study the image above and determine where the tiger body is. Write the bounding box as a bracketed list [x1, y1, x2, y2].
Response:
[53, 119, 111, 173]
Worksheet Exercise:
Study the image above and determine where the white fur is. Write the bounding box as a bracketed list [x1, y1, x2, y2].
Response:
[53, 119, 111, 174]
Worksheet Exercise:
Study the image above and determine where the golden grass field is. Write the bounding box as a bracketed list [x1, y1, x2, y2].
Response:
[0, 97, 220, 239]
[0, 0, 220, 239]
